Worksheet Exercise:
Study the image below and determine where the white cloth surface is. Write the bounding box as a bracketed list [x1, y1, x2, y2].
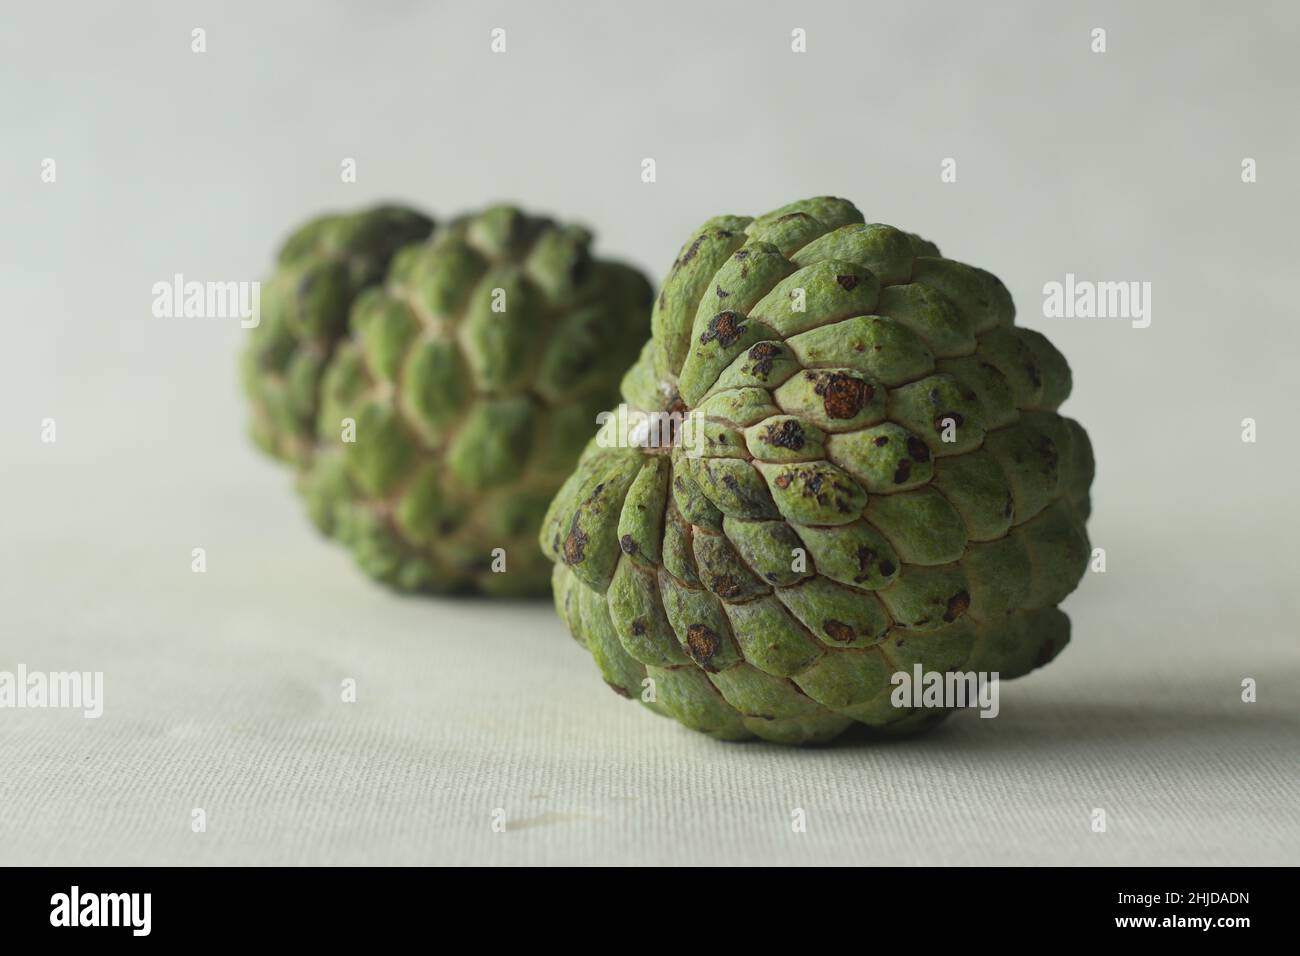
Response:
[1, 0, 1297, 865]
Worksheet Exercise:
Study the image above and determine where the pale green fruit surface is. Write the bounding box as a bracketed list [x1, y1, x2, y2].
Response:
[242, 205, 435, 465]
[540, 197, 1094, 744]
[299, 205, 653, 596]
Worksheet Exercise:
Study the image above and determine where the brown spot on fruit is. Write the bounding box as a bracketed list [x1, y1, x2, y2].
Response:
[813, 372, 873, 420]
[710, 575, 741, 599]
[747, 342, 780, 377]
[943, 590, 971, 623]
[853, 546, 878, 583]
[824, 620, 856, 643]
[893, 459, 912, 484]
[563, 515, 587, 565]
[906, 436, 931, 462]
[685, 624, 722, 671]
[700, 311, 746, 348]
[836, 274, 859, 291]
[619, 534, 638, 555]
[764, 419, 805, 450]
[879, 559, 896, 577]
[630, 618, 646, 636]
[716, 284, 729, 299]
[873, 436, 889, 447]
[678, 235, 706, 267]
[774, 473, 793, 489]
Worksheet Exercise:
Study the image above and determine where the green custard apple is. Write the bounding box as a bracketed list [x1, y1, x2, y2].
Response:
[242, 204, 435, 465]
[298, 205, 653, 596]
[540, 196, 1094, 744]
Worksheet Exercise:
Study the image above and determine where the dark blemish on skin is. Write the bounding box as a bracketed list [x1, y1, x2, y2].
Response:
[685, 624, 722, 671]
[813, 372, 873, 419]
[716, 285, 729, 299]
[710, 575, 741, 599]
[631, 619, 646, 636]
[854, 546, 878, 583]
[836, 274, 859, 291]
[893, 459, 911, 484]
[774, 473, 793, 490]
[619, 534, 638, 555]
[1035, 435, 1060, 475]
[879, 560, 896, 577]
[747, 342, 780, 377]
[699, 311, 746, 348]
[907, 436, 931, 462]
[764, 419, 805, 451]
[678, 235, 707, 267]
[824, 620, 855, 642]
[563, 516, 587, 565]
[873, 436, 889, 447]
[943, 590, 971, 623]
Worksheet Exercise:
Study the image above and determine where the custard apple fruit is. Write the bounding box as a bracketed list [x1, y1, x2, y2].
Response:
[242, 205, 435, 465]
[294, 205, 653, 596]
[539, 196, 1094, 744]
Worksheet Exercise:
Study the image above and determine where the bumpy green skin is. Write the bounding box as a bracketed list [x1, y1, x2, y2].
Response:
[540, 197, 1094, 744]
[242, 205, 436, 465]
[300, 206, 653, 596]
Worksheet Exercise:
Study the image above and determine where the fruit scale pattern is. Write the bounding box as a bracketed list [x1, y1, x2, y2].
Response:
[244, 204, 652, 596]
[541, 197, 1094, 744]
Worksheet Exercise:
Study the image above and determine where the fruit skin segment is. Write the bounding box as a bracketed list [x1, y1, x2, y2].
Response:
[242, 205, 436, 466]
[540, 197, 1094, 744]
[244, 204, 653, 596]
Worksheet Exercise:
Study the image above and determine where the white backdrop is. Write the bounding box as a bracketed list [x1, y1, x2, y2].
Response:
[1, 0, 1296, 865]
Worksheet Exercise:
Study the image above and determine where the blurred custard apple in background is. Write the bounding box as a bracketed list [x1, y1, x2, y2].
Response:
[540, 197, 1094, 744]
[242, 205, 436, 465]
[244, 204, 653, 596]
